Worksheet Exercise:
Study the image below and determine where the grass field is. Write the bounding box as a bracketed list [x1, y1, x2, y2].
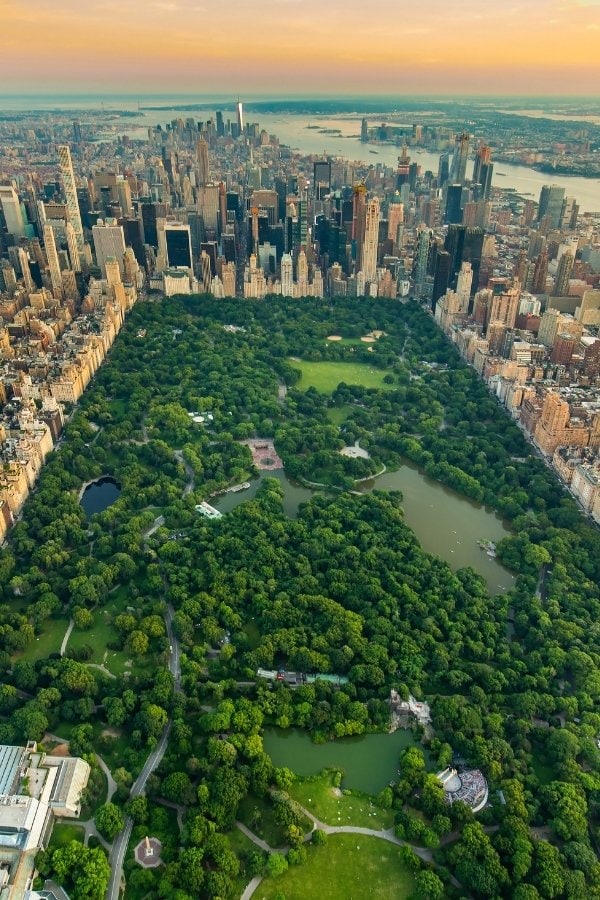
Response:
[256, 833, 417, 900]
[48, 823, 85, 850]
[237, 794, 293, 849]
[289, 772, 394, 830]
[326, 404, 356, 426]
[19, 617, 69, 663]
[65, 584, 141, 678]
[290, 360, 394, 394]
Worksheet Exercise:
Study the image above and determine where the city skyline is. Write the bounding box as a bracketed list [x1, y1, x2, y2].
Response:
[2, 0, 599, 95]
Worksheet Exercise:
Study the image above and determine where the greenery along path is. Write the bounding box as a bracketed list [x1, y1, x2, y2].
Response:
[3, 296, 600, 899]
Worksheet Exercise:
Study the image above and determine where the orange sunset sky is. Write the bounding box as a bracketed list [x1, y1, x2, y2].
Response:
[1, 0, 599, 95]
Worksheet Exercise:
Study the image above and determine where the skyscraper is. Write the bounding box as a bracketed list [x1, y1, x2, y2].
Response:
[361, 197, 380, 283]
[164, 222, 193, 270]
[196, 138, 210, 187]
[92, 218, 126, 277]
[65, 222, 81, 272]
[237, 100, 244, 139]
[57, 145, 85, 254]
[43, 223, 64, 299]
[0, 185, 26, 238]
[538, 184, 566, 230]
[450, 133, 470, 185]
[552, 251, 574, 297]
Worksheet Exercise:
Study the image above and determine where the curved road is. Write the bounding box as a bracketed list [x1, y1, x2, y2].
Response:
[106, 605, 180, 900]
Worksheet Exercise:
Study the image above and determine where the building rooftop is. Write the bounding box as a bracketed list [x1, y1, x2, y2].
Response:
[0, 747, 23, 797]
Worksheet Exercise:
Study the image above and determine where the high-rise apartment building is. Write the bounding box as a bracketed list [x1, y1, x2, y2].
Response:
[43, 223, 64, 299]
[57, 145, 85, 253]
[361, 197, 380, 283]
[552, 251, 574, 297]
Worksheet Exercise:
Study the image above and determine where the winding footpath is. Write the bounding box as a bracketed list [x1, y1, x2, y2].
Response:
[105, 605, 181, 900]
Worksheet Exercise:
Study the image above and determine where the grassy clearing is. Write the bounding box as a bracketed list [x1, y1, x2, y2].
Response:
[256, 833, 417, 900]
[19, 617, 69, 663]
[326, 404, 357, 426]
[289, 772, 394, 830]
[290, 360, 395, 394]
[48, 823, 85, 849]
[65, 585, 142, 678]
[227, 827, 263, 897]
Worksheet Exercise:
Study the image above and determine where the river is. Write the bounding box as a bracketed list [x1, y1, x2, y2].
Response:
[263, 727, 422, 794]
[4, 94, 599, 211]
[213, 464, 514, 594]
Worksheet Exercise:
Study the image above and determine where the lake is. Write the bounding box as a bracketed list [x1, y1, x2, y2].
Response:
[362, 462, 515, 595]
[214, 464, 514, 593]
[263, 727, 422, 794]
[79, 476, 121, 517]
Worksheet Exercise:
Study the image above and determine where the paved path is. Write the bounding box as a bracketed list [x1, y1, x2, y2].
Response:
[235, 821, 274, 854]
[95, 753, 118, 804]
[240, 875, 264, 900]
[174, 449, 194, 496]
[86, 663, 116, 679]
[60, 619, 74, 656]
[106, 615, 181, 900]
[142, 514, 165, 541]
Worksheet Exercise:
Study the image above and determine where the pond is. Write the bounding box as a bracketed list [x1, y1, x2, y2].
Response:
[79, 476, 121, 517]
[263, 727, 423, 795]
[212, 469, 315, 518]
[361, 462, 515, 595]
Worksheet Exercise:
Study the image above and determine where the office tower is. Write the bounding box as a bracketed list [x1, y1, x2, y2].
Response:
[43, 224, 64, 299]
[65, 222, 81, 272]
[444, 225, 484, 291]
[216, 111, 225, 138]
[0, 185, 26, 238]
[314, 160, 331, 197]
[437, 152, 450, 187]
[396, 146, 410, 190]
[92, 218, 126, 277]
[196, 138, 210, 186]
[361, 197, 380, 283]
[538, 184, 566, 230]
[432, 250, 451, 310]
[472, 145, 491, 184]
[164, 222, 193, 269]
[413, 228, 431, 291]
[445, 184, 463, 224]
[450, 133, 470, 184]
[552, 251, 574, 296]
[57, 145, 85, 253]
[236, 100, 244, 138]
[514, 249, 528, 286]
[141, 202, 159, 248]
[249, 189, 279, 226]
[122, 218, 146, 268]
[72, 120, 83, 143]
[361, 118, 368, 142]
[560, 197, 579, 231]
[197, 184, 220, 235]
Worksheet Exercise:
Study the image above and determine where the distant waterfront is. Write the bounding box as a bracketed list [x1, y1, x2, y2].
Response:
[2, 94, 600, 212]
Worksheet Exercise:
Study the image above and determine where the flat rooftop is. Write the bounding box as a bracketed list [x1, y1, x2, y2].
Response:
[0, 747, 24, 797]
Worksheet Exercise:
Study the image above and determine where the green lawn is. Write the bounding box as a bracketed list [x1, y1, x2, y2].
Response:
[227, 827, 263, 897]
[48, 823, 85, 850]
[290, 360, 395, 394]
[326, 404, 356, 426]
[256, 833, 417, 900]
[19, 617, 69, 663]
[289, 772, 394, 830]
[65, 585, 144, 678]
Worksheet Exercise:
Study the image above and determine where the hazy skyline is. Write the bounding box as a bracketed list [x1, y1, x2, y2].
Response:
[2, 0, 599, 95]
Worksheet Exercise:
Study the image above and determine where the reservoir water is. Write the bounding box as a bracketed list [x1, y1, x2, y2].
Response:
[80, 476, 121, 517]
[214, 464, 514, 593]
[263, 727, 422, 794]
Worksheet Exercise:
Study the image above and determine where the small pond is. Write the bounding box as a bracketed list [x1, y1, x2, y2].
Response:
[80, 476, 121, 517]
[263, 727, 424, 795]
